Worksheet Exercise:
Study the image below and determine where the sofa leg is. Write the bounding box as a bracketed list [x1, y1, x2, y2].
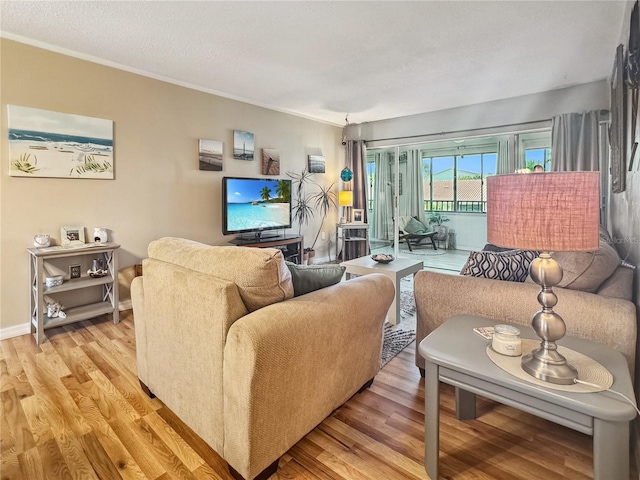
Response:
[139, 379, 155, 398]
[358, 378, 374, 393]
[419, 367, 425, 378]
[228, 458, 279, 480]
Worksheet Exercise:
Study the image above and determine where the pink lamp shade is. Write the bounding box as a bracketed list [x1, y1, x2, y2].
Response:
[486, 172, 600, 252]
[339, 190, 353, 207]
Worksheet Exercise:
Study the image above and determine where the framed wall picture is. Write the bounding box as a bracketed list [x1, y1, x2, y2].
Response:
[352, 208, 364, 224]
[199, 139, 223, 171]
[262, 149, 280, 175]
[233, 130, 254, 160]
[610, 44, 626, 192]
[308, 154, 325, 173]
[61, 226, 85, 247]
[8, 105, 114, 179]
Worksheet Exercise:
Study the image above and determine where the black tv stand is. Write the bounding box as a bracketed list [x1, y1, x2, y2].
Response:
[229, 234, 304, 264]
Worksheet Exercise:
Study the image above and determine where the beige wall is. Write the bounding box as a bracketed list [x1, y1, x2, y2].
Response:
[0, 39, 342, 335]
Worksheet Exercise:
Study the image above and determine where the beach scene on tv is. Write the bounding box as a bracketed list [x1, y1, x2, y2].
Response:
[226, 178, 291, 232]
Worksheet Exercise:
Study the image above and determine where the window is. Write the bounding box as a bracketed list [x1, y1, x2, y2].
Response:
[519, 131, 552, 171]
[423, 147, 497, 213]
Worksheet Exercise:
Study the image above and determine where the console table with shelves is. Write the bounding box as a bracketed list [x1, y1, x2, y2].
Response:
[229, 234, 303, 264]
[28, 243, 120, 344]
[336, 223, 369, 261]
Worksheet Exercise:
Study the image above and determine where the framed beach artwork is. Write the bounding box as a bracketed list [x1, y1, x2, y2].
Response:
[8, 105, 114, 179]
[308, 154, 326, 173]
[233, 130, 254, 160]
[199, 139, 223, 171]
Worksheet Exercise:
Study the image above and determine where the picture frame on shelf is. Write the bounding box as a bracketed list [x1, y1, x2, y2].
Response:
[69, 264, 82, 279]
[61, 226, 85, 247]
[352, 209, 364, 224]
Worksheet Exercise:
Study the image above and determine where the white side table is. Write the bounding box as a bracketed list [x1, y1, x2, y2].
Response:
[340, 256, 422, 325]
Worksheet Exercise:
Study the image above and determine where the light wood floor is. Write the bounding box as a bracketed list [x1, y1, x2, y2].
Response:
[1, 312, 637, 479]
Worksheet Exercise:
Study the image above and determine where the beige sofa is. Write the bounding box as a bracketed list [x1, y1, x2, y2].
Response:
[415, 236, 637, 377]
[131, 237, 394, 480]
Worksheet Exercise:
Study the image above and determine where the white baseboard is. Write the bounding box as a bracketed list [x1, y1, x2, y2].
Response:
[1, 303, 132, 341]
[0, 323, 31, 340]
[119, 299, 132, 311]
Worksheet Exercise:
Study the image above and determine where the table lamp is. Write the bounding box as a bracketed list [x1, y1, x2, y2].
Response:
[486, 171, 600, 384]
[339, 190, 353, 223]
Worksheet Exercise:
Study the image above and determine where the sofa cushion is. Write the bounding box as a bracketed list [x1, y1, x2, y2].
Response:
[550, 238, 620, 293]
[285, 261, 345, 296]
[148, 237, 293, 311]
[460, 249, 539, 282]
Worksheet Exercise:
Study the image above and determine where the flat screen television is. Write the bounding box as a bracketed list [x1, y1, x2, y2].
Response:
[222, 176, 292, 238]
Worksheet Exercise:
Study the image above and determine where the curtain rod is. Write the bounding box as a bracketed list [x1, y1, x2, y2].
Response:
[364, 119, 551, 144]
[363, 110, 610, 145]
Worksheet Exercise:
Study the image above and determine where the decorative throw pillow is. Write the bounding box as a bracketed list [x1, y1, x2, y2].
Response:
[285, 262, 346, 297]
[403, 217, 428, 234]
[549, 239, 620, 292]
[460, 249, 539, 282]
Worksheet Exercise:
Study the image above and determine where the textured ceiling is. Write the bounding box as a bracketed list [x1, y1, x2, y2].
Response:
[0, 1, 628, 126]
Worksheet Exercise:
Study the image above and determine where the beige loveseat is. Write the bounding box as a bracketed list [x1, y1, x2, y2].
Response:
[414, 232, 637, 377]
[131, 237, 394, 480]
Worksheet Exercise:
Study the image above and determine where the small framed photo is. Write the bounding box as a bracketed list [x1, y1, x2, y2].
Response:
[61, 226, 85, 246]
[352, 209, 365, 224]
[69, 264, 82, 279]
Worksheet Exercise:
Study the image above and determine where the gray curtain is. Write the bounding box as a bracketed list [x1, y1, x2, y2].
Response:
[496, 138, 512, 174]
[401, 149, 426, 224]
[371, 152, 393, 239]
[346, 140, 368, 223]
[551, 111, 600, 171]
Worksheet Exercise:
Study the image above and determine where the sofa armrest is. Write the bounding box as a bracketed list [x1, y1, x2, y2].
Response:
[222, 273, 394, 480]
[414, 271, 637, 375]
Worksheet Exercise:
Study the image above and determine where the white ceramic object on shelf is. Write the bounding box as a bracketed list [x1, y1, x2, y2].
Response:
[34, 234, 50, 248]
[93, 227, 108, 243]
[45, 275, 63, 287]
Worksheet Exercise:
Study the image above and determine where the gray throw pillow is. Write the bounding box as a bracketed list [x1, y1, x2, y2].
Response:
[285, 261, 346, 297]
[404, 217, 428, 234]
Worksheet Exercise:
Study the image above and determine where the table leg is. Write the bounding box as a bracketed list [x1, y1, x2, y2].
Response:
[425, 361, 440, 480]
[455, 387, 477, 420]
[593, 418, 629, 480]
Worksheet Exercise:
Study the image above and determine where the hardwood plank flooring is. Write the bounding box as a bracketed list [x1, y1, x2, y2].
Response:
[1, 312, 637, 480]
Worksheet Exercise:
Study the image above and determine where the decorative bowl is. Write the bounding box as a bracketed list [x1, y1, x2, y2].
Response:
[45, 275, 63, 287]
[371, 254, 394, 264]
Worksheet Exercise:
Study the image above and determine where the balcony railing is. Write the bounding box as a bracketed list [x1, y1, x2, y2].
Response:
[424, 200, 486, 212]
[366, 200, 486, 213]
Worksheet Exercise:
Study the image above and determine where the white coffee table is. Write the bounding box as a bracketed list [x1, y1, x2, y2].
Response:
[340, 256, 423, 325]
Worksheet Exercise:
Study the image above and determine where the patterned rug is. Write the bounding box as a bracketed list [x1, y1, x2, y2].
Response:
[380, 277, 416, 367]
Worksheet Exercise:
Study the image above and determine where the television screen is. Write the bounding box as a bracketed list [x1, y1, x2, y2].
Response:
[222, 177, 292, 236]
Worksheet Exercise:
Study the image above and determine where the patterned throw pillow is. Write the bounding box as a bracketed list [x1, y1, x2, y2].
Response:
[460, 249, 539, 282]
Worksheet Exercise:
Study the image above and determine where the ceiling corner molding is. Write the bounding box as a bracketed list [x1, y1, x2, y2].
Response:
[0, 32, 341, 127]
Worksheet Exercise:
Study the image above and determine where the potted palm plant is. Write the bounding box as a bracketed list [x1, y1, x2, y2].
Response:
[288, 169, 337, 263]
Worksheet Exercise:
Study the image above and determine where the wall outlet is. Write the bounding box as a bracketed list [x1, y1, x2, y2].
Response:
[321, 231, 326, 241]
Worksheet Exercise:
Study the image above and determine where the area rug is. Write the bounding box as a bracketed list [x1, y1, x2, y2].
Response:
[380, 277, 416, 367]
